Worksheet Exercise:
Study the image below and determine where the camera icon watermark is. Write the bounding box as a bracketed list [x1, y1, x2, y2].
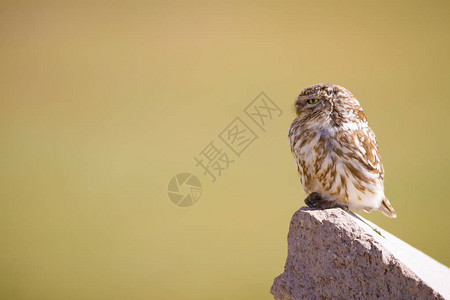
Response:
[167, 173, 202, 207]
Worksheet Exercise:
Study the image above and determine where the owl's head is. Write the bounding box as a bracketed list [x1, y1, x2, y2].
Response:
[294, 83, 367, 129]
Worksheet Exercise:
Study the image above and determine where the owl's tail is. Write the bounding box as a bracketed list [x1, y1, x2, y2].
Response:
[379, 197, 397, 218]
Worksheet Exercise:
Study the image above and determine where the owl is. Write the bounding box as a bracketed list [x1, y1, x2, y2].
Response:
[288, 84, 396, 218]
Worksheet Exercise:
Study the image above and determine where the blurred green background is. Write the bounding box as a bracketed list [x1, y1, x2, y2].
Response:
[1, 1, 449, 299]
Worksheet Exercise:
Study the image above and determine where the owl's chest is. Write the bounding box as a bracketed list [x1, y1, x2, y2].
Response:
[295, 130, 334, 165]
[292, 130, 338, 189]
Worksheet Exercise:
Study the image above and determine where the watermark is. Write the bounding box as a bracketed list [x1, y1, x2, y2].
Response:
[219, 117, 258, 157]
[167, 173, 202, 207]
[193, 141, 235, 183]
[167, 92, 282, 207]
[244, 92, 283, 131]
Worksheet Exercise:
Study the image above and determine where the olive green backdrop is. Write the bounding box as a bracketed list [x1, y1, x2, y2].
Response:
[1, 1, 449, 299]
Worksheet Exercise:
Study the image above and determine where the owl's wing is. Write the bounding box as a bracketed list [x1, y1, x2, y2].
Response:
[355, 128, 396, 217]
[354, 127, 384, 181]
[337, 127, 384, 181]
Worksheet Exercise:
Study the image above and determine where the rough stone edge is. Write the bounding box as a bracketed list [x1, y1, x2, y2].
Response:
[270, 208, 447, 300]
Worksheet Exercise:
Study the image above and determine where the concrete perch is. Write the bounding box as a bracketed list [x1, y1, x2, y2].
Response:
[271, 207, 450, 299]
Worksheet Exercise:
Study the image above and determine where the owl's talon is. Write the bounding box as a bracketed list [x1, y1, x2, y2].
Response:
[304, 192, 322, 208]
[340, 205, 350, 212]
[304, 192, 349, 212]
[305, 198, 316, 208]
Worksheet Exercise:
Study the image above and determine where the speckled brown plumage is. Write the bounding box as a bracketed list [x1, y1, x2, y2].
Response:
[288, 84, 396, 217]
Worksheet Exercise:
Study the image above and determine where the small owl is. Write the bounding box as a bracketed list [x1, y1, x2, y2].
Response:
[289, 84, 396, 218]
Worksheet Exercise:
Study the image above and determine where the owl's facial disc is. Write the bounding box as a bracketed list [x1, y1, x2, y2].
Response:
[294, 84, 364, 129]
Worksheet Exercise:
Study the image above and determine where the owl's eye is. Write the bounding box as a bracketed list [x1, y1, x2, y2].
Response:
[307, 99, 319, 105]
